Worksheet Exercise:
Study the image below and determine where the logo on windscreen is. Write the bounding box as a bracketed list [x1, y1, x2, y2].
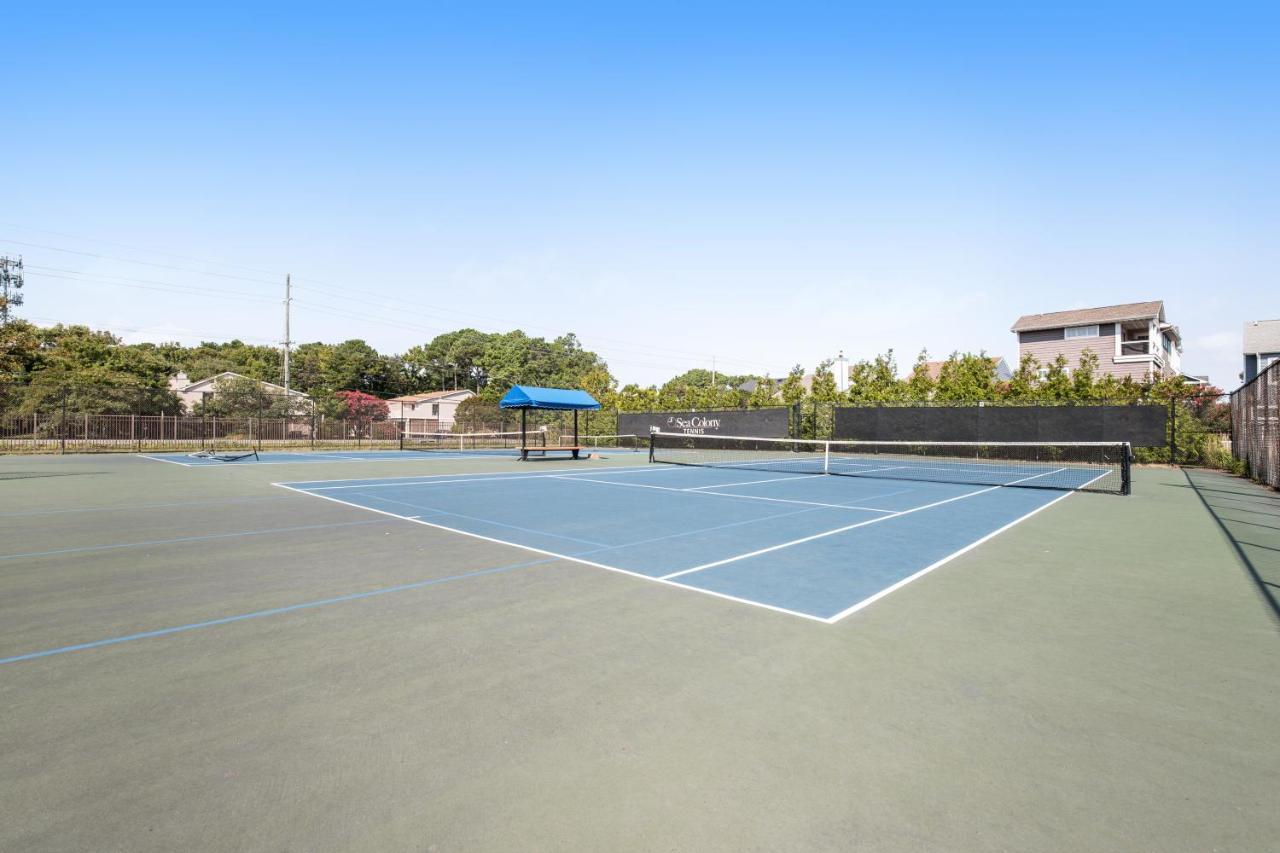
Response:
[666, 415, 721, 435]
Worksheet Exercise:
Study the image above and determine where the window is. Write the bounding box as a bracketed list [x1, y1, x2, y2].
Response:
[1065, 324, 1099, 339]
[431, 403, 440, 416]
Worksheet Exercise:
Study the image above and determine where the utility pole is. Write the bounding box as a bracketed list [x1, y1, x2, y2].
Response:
[0, 256, 23, 326]
[711, 356, 717, 390]
[836, 349, 849, 394]
[282, 274, 293, 394]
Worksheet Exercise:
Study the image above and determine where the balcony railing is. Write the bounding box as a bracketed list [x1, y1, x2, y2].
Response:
[1120, 340, 1151, 356]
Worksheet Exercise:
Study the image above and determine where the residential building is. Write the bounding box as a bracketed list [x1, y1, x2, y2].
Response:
[1011, 301, 1182, 382]
[167, 371, 310, 414]
[385, 389, 476, 431]
[1243, 319, 1280, 382]
[914, 358, 1012, 383]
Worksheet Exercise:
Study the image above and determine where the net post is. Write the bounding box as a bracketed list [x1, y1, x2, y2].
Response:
[1121, 442, 1132, 496]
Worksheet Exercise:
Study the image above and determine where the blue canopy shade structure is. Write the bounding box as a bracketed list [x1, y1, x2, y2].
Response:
[499, 386, 601, 459]
[499, 385, 601, 411]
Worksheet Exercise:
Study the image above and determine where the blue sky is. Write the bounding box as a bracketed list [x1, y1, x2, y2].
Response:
[4, 2, 1276, 387]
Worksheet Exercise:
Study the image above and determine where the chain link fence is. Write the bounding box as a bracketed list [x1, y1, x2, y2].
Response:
[0, 382, 403, 453]
[1231, 360, 1278, 488]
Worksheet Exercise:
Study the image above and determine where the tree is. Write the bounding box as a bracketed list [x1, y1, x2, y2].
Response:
[1185, 385, 1230, 432]
[452, 395, 503, 432]
[748, 376, 779, 408]
[935, 352, 998, 402]
[810, 359, 839, 403]
[333, 390, 390, 422]
[1005, 353, 1039, 401]
[0, 319, 40, 379]
[904, 349, 935, 401]
[780, 364, 807, 406]
[616, 383, 658, 412]
[1072, 349, 1100, 400]
[581, 361, 619, 409]
[196, 375, 292, 417]
[1038, 354, 1072, 402]
[847, 350, 905, 403]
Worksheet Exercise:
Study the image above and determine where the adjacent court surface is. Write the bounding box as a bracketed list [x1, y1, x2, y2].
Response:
[2, 450, 1278, 852]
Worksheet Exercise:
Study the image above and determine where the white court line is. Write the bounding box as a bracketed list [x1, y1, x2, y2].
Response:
[558, 475, 898, 513]
[660, 468, 1071, 580]
[137, 454, 195, 467]
[272, 482, 829, 623]
[296, 464, 681, 491]
[822, 468, 1111, 624]
[686, 474, 814, 491]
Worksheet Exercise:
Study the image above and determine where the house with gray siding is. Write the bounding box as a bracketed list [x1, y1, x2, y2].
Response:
[1010, 301, 1182, 382]
[1242, 319, 1280, 382]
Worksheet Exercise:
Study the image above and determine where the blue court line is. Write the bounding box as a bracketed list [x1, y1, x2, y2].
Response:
[0, 519, 385, 561]
[350, 490, 613, 548]
[0, 557, 555, 665]
[2, 492, 862, 665]
[0, 495, 290, 519]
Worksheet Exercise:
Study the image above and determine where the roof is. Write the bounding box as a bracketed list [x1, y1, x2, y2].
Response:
[499, 385, 601, 410]
[386, 389, 475, 403]
[913, 357, 1007, 382]
[174, 371, 309, 397]
[1243, 319, 1280, 353]
[1011, 301, 1165, 332]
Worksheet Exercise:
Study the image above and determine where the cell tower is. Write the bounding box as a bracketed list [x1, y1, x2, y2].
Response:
[0, 256, 23, 326]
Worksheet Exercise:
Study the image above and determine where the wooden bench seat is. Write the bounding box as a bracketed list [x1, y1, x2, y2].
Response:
[520, 445, 582, 461]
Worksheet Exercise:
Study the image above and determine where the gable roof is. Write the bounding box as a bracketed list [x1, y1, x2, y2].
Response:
[175, 371, 309, 397]
[913, 357, 1008, 382]
[499, 385, 601, 410]
[386, 389, 475, 403]
[1011, 301, 1165, 333]
[1243, 319, 1280, 353]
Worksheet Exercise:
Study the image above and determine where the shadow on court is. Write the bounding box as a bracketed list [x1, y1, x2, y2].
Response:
[1184, 468, 1280, 625]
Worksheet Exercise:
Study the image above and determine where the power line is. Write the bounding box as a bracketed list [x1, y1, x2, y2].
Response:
[4, 229, 780, 372]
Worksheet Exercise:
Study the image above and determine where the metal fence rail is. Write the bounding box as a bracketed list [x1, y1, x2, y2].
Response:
[0, 412, 407, 453]
[1232, 360, 1279, 488]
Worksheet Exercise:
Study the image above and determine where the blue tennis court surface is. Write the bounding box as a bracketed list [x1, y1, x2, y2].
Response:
[277, 462, 1087, 622]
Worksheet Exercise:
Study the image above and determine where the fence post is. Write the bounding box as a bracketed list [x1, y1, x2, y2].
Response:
[59, 387, 67, 454]
[1168, 395, 1177, 465]
[135, 387, 144, 452]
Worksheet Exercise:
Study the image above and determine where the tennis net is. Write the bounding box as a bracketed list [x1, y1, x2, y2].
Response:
[648, 431, 1131, 495]
[401, 430, 535, 452]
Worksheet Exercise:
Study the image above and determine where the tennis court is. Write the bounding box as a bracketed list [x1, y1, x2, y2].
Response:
[3, 448, 1278, 852]
[278, 459, 1099, 622]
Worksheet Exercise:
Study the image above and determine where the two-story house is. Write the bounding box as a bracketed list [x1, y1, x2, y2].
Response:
[385, 389, 475, 432]
[1242, 319, 1280, 382]
[1011, 301, 1182, 382]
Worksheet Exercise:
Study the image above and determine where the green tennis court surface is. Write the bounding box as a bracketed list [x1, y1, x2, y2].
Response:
[2, 452, 1277, 851]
